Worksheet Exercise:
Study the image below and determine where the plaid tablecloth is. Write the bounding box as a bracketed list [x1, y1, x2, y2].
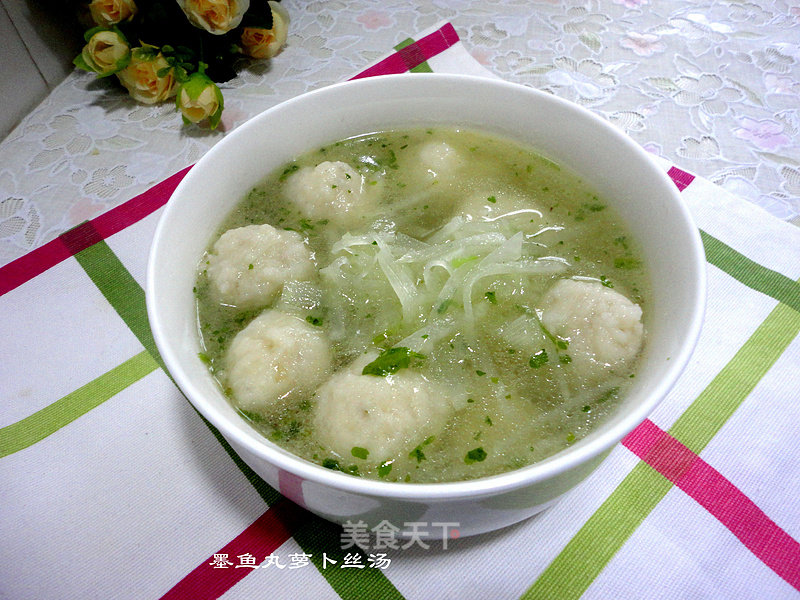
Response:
[2, 22, 799, 600]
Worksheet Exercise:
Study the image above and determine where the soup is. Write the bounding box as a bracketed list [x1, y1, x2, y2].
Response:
[194, 128, 649, 483]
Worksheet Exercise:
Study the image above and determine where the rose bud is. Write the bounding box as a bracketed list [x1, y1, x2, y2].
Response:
[116, 45, 178, 104]
[240, 1, 290, 59]
[176, 70, 224, 128]
[175, 0, 250, 35]
[88, 0, 137, 26]
[74, 27, 131, 77]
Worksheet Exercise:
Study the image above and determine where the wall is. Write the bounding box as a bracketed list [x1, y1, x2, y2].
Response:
[0, 0, 81, 140]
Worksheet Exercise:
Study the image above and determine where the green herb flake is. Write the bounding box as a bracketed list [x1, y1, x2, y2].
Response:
[529, 349, 549, 368]
[599, 275, 614, 288]
[378, 460, 393, 477]
[362, 347, 426, 377]
[248, 263, 254, 270]
[371, 330, 391, 345]
[322, 458, 341, 471]
[197, 352, 211, 365]
[409, 446, 426, 462]
[566, 432, 576, 443]
[559, 354, 572, 364]
[487, 195, 497, 203]
[279, 164, 300, 181]
[614, 256, 641, 270]
[485, 416, 493, 426]
[475, 370, 486, 377]
[597, 386, 620, 403]
[465, 447, 488, 464]
[351, 446, 369, 460]
[484, 290, 497, 304]
[305, 315, 323, 326]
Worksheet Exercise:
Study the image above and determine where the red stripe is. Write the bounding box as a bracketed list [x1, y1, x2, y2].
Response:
[0, 165, 192, 297]
[667, 166, 695, 192]
[1, 22, 460, 294]
[350, 23, 460, 80]
[160, 499, 307, 600]
[624, 420, 800, 590]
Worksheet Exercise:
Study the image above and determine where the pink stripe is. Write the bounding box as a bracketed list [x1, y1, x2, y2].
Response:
[624, 420, 800, 590]
[160, 499, 306, 600]
[0, 165, 191, 297]
[278, 469, 307, 509]
[667, 166, 695, 192]
[350, 23, 460, 80]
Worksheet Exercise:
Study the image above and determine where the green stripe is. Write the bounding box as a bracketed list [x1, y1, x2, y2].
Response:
[523, 466, 673, 599]
[701, 230, 800, 313]
[671, 299, 800, 454]
[73, 241, 403, 598]
[294, 518, 407, 600]
[523, 288, 800, 598]
[72, 239, 281, 505]
[395, 38, 433, 73]
[72, 241, 284, 506]
[0, 351, 158, 458]
[73, 241, 165, 371]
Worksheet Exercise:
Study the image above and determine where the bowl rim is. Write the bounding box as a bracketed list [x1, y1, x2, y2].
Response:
[147, 72, 707, 501]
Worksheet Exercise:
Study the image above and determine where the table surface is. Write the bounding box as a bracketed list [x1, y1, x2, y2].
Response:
[2, 3, 800, 600]
[1, 0, 799, 267]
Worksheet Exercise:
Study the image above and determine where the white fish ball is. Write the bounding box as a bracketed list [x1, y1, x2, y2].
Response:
[285, 161, 377, 228]
[224, 309, 332, 415]
[313, 366, 453, 461]
[206, 223, 315, 309]
[540, 278, 644, 371]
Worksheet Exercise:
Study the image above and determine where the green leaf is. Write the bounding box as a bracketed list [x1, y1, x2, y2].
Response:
[351, 446, 369, 460]
[73, 53, 93, 72]
[409, 446, 426, 462]
[322, 458, 341, 471]
[362, 347, 426, 377]
[465, 447, 487, 464]
[529, 349, 549, 368]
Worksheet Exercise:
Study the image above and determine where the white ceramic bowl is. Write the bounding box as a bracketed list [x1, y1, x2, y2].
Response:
[146, 74, 705, 538]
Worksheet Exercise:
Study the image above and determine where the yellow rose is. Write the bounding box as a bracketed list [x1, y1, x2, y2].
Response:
[116, 47, 178, 105]
[77, 28, 130, 77]
[176, 72, 224, 128]
[88, 0, 137, 26]
[240, 1, 290, 59]
[176, 0, 250, 35]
